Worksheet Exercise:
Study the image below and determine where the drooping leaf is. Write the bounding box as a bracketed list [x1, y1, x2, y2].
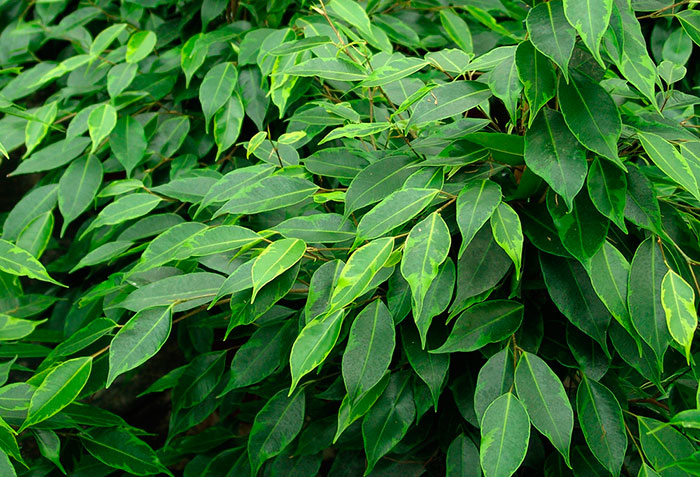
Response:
[563, 0, 612, 66]
[446, 434, 480, 477]
[479, 393, 530, 477]
[660, 270, 697, 362]
[403, 325, 448, 410]
[456, 179, 502, 258]
[490, 203, 523, 279]
[516, 41, 556, 126]
[514, 352, 573, 464]
[525, 0, 576, 79]
[251, 239, 306, 302]
[58, 154, 103, 236]
[587, 157, 627, 232]
[81, 427, 171, 476]
[109, 115, 147, 178]
[474, 347, 515, 423]
[87, 104, 117, 154]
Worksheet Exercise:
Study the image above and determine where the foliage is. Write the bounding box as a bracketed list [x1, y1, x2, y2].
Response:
[1, 0, 700, 475]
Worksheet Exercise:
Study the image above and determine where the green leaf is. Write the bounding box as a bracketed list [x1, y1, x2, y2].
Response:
[2, 184, 58, 241]
[20, 357, 92, 431]
[541, 253, 611, 352]
[172, 351, 226, 409]
[677, 9, 700, 46]
[289, 310, 344, 394]
[344, 155, 415, 216]
[252, 239, 305, 301]
[663, 28, 692, 65]
[516, 41, 556, 126]
[213, 176, 318, 217]
[576, 375, 627, 474]
[196, 163, 275, 216]
[81, 427, 171, 476]
[357, 188, 438, 243]
[90, 23, 127, 57]
[439, 9, 473, 54]
[329, 238, 394, 313]
[638, 131, 700, 202]
[180, 225, 261, 258]
[58, 154, 103, 236]
[563, 0, 612, 66]
[213, 93, 244, 160]
[414, 258, 455, 349]
[362, 371, 415, 474]
[456, 179, 501, 258]
[661, 270, 697, 362]
[487, 51, 521, 123]
[109, 115, 147, 177]
[24, 101, 58, 157]
[274, 214, 356, 243]
[408, 81, 491, 127]
[270, 36, 333, 55]
[638, 416, 695, 475]
[525, 109, 587, 210]
[248, 389, 305, 476]
[400, 211, 451, 318]
[587, 157, 627, 232]
[44, 317, 116, 363]
[107, 307, 172, 387]
[286, 57, 367, 81]
[318, 122, 393, 145]
[83, 193, 161, 237]
[0, 314, 46, 341]
[558, 71, 623, 168]
[587, 241, 635, 338]
[360, 57, 428, 88]
[432, 300, 524, 353]
[327, 0, 389, 51]
[199, 62, 238, 127]
[526, 0, 576, 80]
[479, 393, 530, 477]
[446, 434, 480, 477]
[342, 300, 395, 401]
[130, 222, 207, 275]
[403, 325, 448, 410]
[120, 272, 225, 312]
[107, 62, 137, 97]
[474, 347, 515, 423]
[126, 31, 156, 63]
[0, 239, 64, 287]
[547, 188, 609, 263]
[10, 136, 90, 176]
[514, 352, 573, 464]
[87, 104, 117, 154]
[17, 211, 53, 259]
[628, 237, 671, 365]
[222, 320, 295, 391]
[490, 203, 523, 279]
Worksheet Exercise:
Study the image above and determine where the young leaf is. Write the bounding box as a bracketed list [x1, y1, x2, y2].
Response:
[400, 212, 451, 319]
[289, 310, 344, 394]
[342, 300, 395, 401]
[661, 270, 697, 362]
[514, 352, 573, 464]
[490, 203, 523, 279]
[107, 307, 172, 387]
[126, 31, 157, 63]
[251, 238, 306, 301]
[87, 104, 117, 154]
[248, 389, 305, 476]
[479, 393, 530, 477]
[456, 179, 502, 258]
[20, 357, 92, 431]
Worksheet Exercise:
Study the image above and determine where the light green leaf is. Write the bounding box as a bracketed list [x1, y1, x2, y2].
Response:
[480, 393, 530, 477]
[0, 314, 46, 341]
[357, 188, 439, 243]
[456, 179, 501, 258]
[119, 272, 225, 313]
[10, 136, 90, 176]
[17, 211, 53, 259]
[252, 238, 306, 301]
[515, 352, 573, 464]
[344, 155, 415, 216]
[213, 93, 244, 160]
[318, 122, 392, 145]
[408, 81, 491, 127]
[563, 0, 612, 66]
[213, 176, 318, 217]
[130, 222, 206, 275]
[107, 62, 137, 97]
[289, 310, 344, 394]
[109, 115, 147, 177]
[490, 203, 523, 279]
[661, 270, 697, 362]
[400, 212, 450, 320]
[433, 300, 523, 353]
[440, 9, 473, 54]
[24, 101, 58, 157]
[2, 184, 57, 242]
[487, 51, 521, 123]
[525, 108, 586, 211]
[195, 163, 275, 216]
[361, 57, 428, 88]
[83, 193, 161, 237]
[20, 357, 92, 431]
[0, 239, 64, 287]
[107, 307, 172, 387]
[248, 389, 305, 477]
[90, 23, 127, 57]
[180, 225, 261, 258]
[329, 237, 394, 313]
[286, 57, 367, 81]
[273, 214, 356, 243]
[126, 31, 157, 63]
[677, 9, 700, 46]
[88, 104, 117, 154]
[342, 300, 395, 401]
[199, 62, 238, 126]
[638, 131, 700, 202]
[576, 375, 627, 474]
[58, 154, 103, 236]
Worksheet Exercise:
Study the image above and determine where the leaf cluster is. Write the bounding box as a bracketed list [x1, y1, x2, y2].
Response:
[1, 0, 700, 476]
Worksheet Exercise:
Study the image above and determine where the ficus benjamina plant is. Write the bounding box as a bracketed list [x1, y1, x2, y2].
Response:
[1, 0, 700, 475]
